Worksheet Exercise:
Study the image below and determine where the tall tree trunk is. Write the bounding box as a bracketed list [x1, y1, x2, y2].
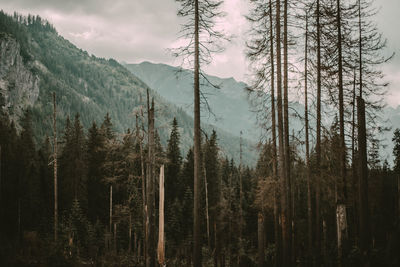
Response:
[146, 92, 156, 267]
[357, 96, 370, 264]
[193, 0, 202, 266]
[110, 185, 112, 233]
[129, 213, 132, 253]
[228, 173, 233, 265]
[304, 14, 313, 263]
[283, 1, 293, 263]
[269, 1, 281, 265]
[238, 131, 243, 265]
[315, 0, 322, 264]
[204, 162, 210, 248]
[258, 212, 265, 267]
[398, 175, 400, 221]
[53, 92, 58, 242]
[336, 1, 348, 264]
[136, 113, 147, 260]
[275, 0, 287, 265]
[0, 145, 1, 218]
[114, 223, 117, 252]
[351, 70, 359, 247]
[157, 165, 165, 266]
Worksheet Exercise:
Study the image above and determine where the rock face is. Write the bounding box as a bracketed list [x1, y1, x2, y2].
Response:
[0, 33, 39, 124]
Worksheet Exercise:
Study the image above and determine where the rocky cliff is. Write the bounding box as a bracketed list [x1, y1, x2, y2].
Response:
[0, 33, 39, 126]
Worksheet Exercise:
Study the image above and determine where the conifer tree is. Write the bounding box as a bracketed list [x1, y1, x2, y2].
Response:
[166, 118, 182, 202]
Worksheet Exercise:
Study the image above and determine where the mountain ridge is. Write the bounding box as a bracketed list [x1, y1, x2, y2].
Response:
[126, 61, 400, 164]
[0, 11, 257, 165]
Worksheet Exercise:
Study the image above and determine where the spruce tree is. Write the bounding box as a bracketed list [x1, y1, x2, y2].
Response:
[165, 118, 182, 201]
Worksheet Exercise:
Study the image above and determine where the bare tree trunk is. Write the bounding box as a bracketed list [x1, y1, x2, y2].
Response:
[357, 96, 370, 265]
[228, 173, 233, 265]
[193, 1, 202, 266]
[110, 185, 112, 233]
[146, 95, 156, 267]
[258, 212, 265, 267]
[129, 213, 132, 253]
[136, 113, 147, 260]
[275, 0, 287, 265]
[53, 92, 58, 243]
[304, 14, 313, 263]
[204, 163, 210, 248]
[315, 0, 322, 264]
[398, 175, 400, 221]
[336, 1, 348, 265]
[238, 131, 243, 265]
[114, 222, 117, 252]
[336, 204, 347, 267]
[283, 1, 293, 262]
[351, 70, 359, 247]
[268, 1, 281, 265]
[357, 5, 371, 262]
[0, 145, 1, 216]
[157, 165, 165, 266]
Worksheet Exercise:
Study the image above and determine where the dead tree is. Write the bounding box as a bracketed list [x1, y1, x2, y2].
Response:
[304, 12, 313, 262]
[52, 92, 58, 242]
[283, 0, 293, 264]
[315, 0, 323, 264]
[135, 113, 147, 260]
[335, 1, 349, 264]
[173, 1, 227, 265]
[146, 93, 156, 267]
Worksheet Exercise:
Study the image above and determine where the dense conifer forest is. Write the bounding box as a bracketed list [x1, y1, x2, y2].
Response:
[0, 0, 400, 266]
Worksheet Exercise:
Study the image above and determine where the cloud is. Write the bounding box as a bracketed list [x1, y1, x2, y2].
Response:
[0, 0, 398, 106]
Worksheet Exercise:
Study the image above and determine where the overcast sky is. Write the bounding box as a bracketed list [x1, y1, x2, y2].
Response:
[1, 0, 399, 107]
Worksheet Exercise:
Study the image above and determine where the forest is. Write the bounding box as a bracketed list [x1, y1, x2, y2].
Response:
[0, 0, 400, 266]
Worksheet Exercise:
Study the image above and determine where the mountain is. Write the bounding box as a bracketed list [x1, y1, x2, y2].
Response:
[126, 61, 400, 165]
[0, 11, 257, 165]
[125, 62, 260, 140]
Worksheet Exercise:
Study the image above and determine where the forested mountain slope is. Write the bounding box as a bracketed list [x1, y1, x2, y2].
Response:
[125, 62, 258, 140]
[127, 61, 400, 164]
[0, 11, 256, 165]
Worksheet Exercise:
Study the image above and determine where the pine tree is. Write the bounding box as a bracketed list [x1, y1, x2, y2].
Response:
[165, 118, 183, 251]
[165, 118, 182, 202]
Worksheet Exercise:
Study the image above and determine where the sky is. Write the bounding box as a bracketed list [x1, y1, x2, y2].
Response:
[1, 0, 399, 107]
